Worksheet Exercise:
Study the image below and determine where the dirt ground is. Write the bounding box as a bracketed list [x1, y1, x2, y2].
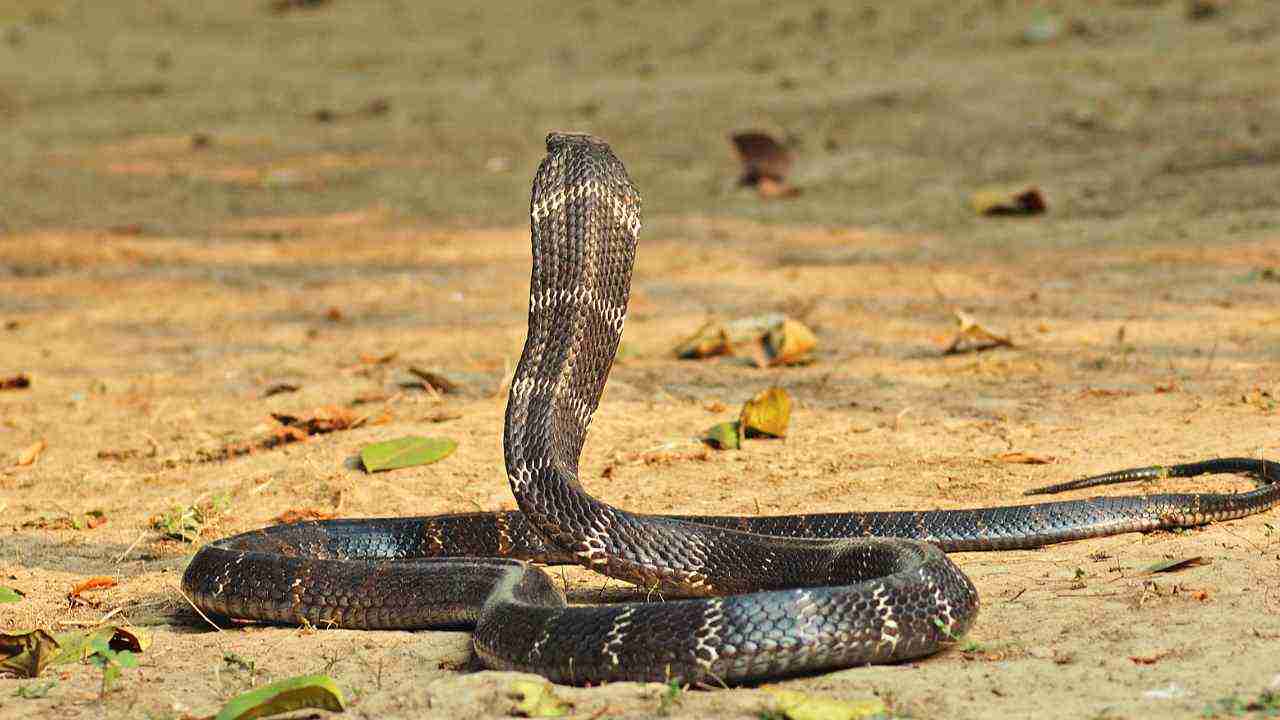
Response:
[3, 1, 1280, 719]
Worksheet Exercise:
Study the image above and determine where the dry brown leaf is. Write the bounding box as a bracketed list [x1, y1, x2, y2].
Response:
[943, 310, 1015, 355]
[756, 176, 802, 199]
[995, 452, 1053, 465]
[730, 131, 793, 186]
[1129, 650, 1172, 665]
[1143, 556, 1210, 575]
[272, 405, 365, 434]
[675, 314, 816, 366]
[275, 508, 336, 524]
[407, 367, 460, 394]
[358, 351, 398, 365]
[68, 576, 116, 600]
[260, 383, 300, 398]
[16, 440, 46, 466]
[971, 186, 1047, 216]
[1079, 387, 1135, 399]
[0, 373, 31, 390]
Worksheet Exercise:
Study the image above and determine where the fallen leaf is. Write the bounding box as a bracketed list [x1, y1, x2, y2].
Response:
[50, 626, 151, 667]
[406, 367, 460, 394]
[358, 351, 398, 365]
[767, 690, 887, 720]
[766, 318, 817, 365]
[943, 310, 1015, 355]
[68, 577, 116, 601]
[97, 448, 142, 460]
[108, 223, 145, 236]
[0, 374, 31, 390]
[971, 186, 1047, 216]
[1143, 557, 1210, 575]
[509, 680, 572, 718]
[324, 306, 344, 322]
[1079, 387, 1135, 399]
[350, 392, 390, 405]
[16, 440, 46, 466]
[995, 452, 1053, 465]
[675, 313, 816, 365]
[260, 383, 300, 398]
[206, 407, 365, 462]
[214, 674, 345, 720]
[702, 421, 742, 450]
[270, 0, 331, 16]
[1129, 650, 1172, 665]
[730, 131, 798, 199]
[756, 176, 802, 199]
[740, 387, 792, 439]
[272, 405, 365, 435]
[0, 587, 23, 604]
[80, 509, 108, 529]
[0, 630, 60, 678]
[360, 436, 456, 473]
[1187, 0, 1225, 20]
[275, 508, 336, 524]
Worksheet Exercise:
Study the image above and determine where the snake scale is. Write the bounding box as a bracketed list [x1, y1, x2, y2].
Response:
[184, 132, 1279, 686]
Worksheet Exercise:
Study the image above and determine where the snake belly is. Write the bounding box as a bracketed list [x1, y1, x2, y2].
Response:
[183, 132, 1279, 686]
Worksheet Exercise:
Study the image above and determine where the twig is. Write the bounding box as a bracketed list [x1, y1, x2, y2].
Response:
[1201, 338, 1218, 376]
[115, 531, 148, 564]
[173, 582, 223, 632]
[55, 607, 124, 626]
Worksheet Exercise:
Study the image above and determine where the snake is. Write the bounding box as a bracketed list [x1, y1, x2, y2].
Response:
[182, 132, 1280, 686]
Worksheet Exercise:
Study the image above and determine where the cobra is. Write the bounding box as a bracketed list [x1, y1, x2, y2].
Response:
[183, 132, 1279, 686]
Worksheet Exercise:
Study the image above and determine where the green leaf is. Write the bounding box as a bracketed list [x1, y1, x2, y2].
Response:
[49, 625, 151, 667]
[0, 630, 60, 678]
[215, 674, 345, 720]
[767, 690, 888, 720]
[12, 679, 57, 699]
[113, 650, 138, 669]
[360, 436, 456, 473]
[0, 587, 23, 604]
[701, 421, 741, 450]
[509, 680, 572, 717]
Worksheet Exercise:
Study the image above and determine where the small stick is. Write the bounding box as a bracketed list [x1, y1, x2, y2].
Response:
[115, 531, 147, 564]
[173, 582, 223, 632]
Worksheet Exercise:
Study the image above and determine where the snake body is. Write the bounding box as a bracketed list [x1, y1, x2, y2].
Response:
[183, 132, 1280, 685]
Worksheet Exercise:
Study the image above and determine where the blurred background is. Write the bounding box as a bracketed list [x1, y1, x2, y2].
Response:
[2, 0, 1277, 244]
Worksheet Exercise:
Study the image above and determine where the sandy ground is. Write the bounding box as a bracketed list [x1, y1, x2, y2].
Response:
[2, 217, 1279, 719]
[3, 1, 1280, 718]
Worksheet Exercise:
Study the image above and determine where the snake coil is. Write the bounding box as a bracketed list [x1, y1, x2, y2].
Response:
[184, 132, 1279, 685]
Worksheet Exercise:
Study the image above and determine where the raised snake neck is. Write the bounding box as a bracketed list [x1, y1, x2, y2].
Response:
[183, 132, 1279, 685]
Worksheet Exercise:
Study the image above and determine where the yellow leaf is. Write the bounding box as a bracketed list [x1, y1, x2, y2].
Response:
[16, 440, 46, 466]
[766, 318, 817, 365]
[768, 690, 888, 720]
[510, 680, 572, 717]
[740, 387, 792, 439]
